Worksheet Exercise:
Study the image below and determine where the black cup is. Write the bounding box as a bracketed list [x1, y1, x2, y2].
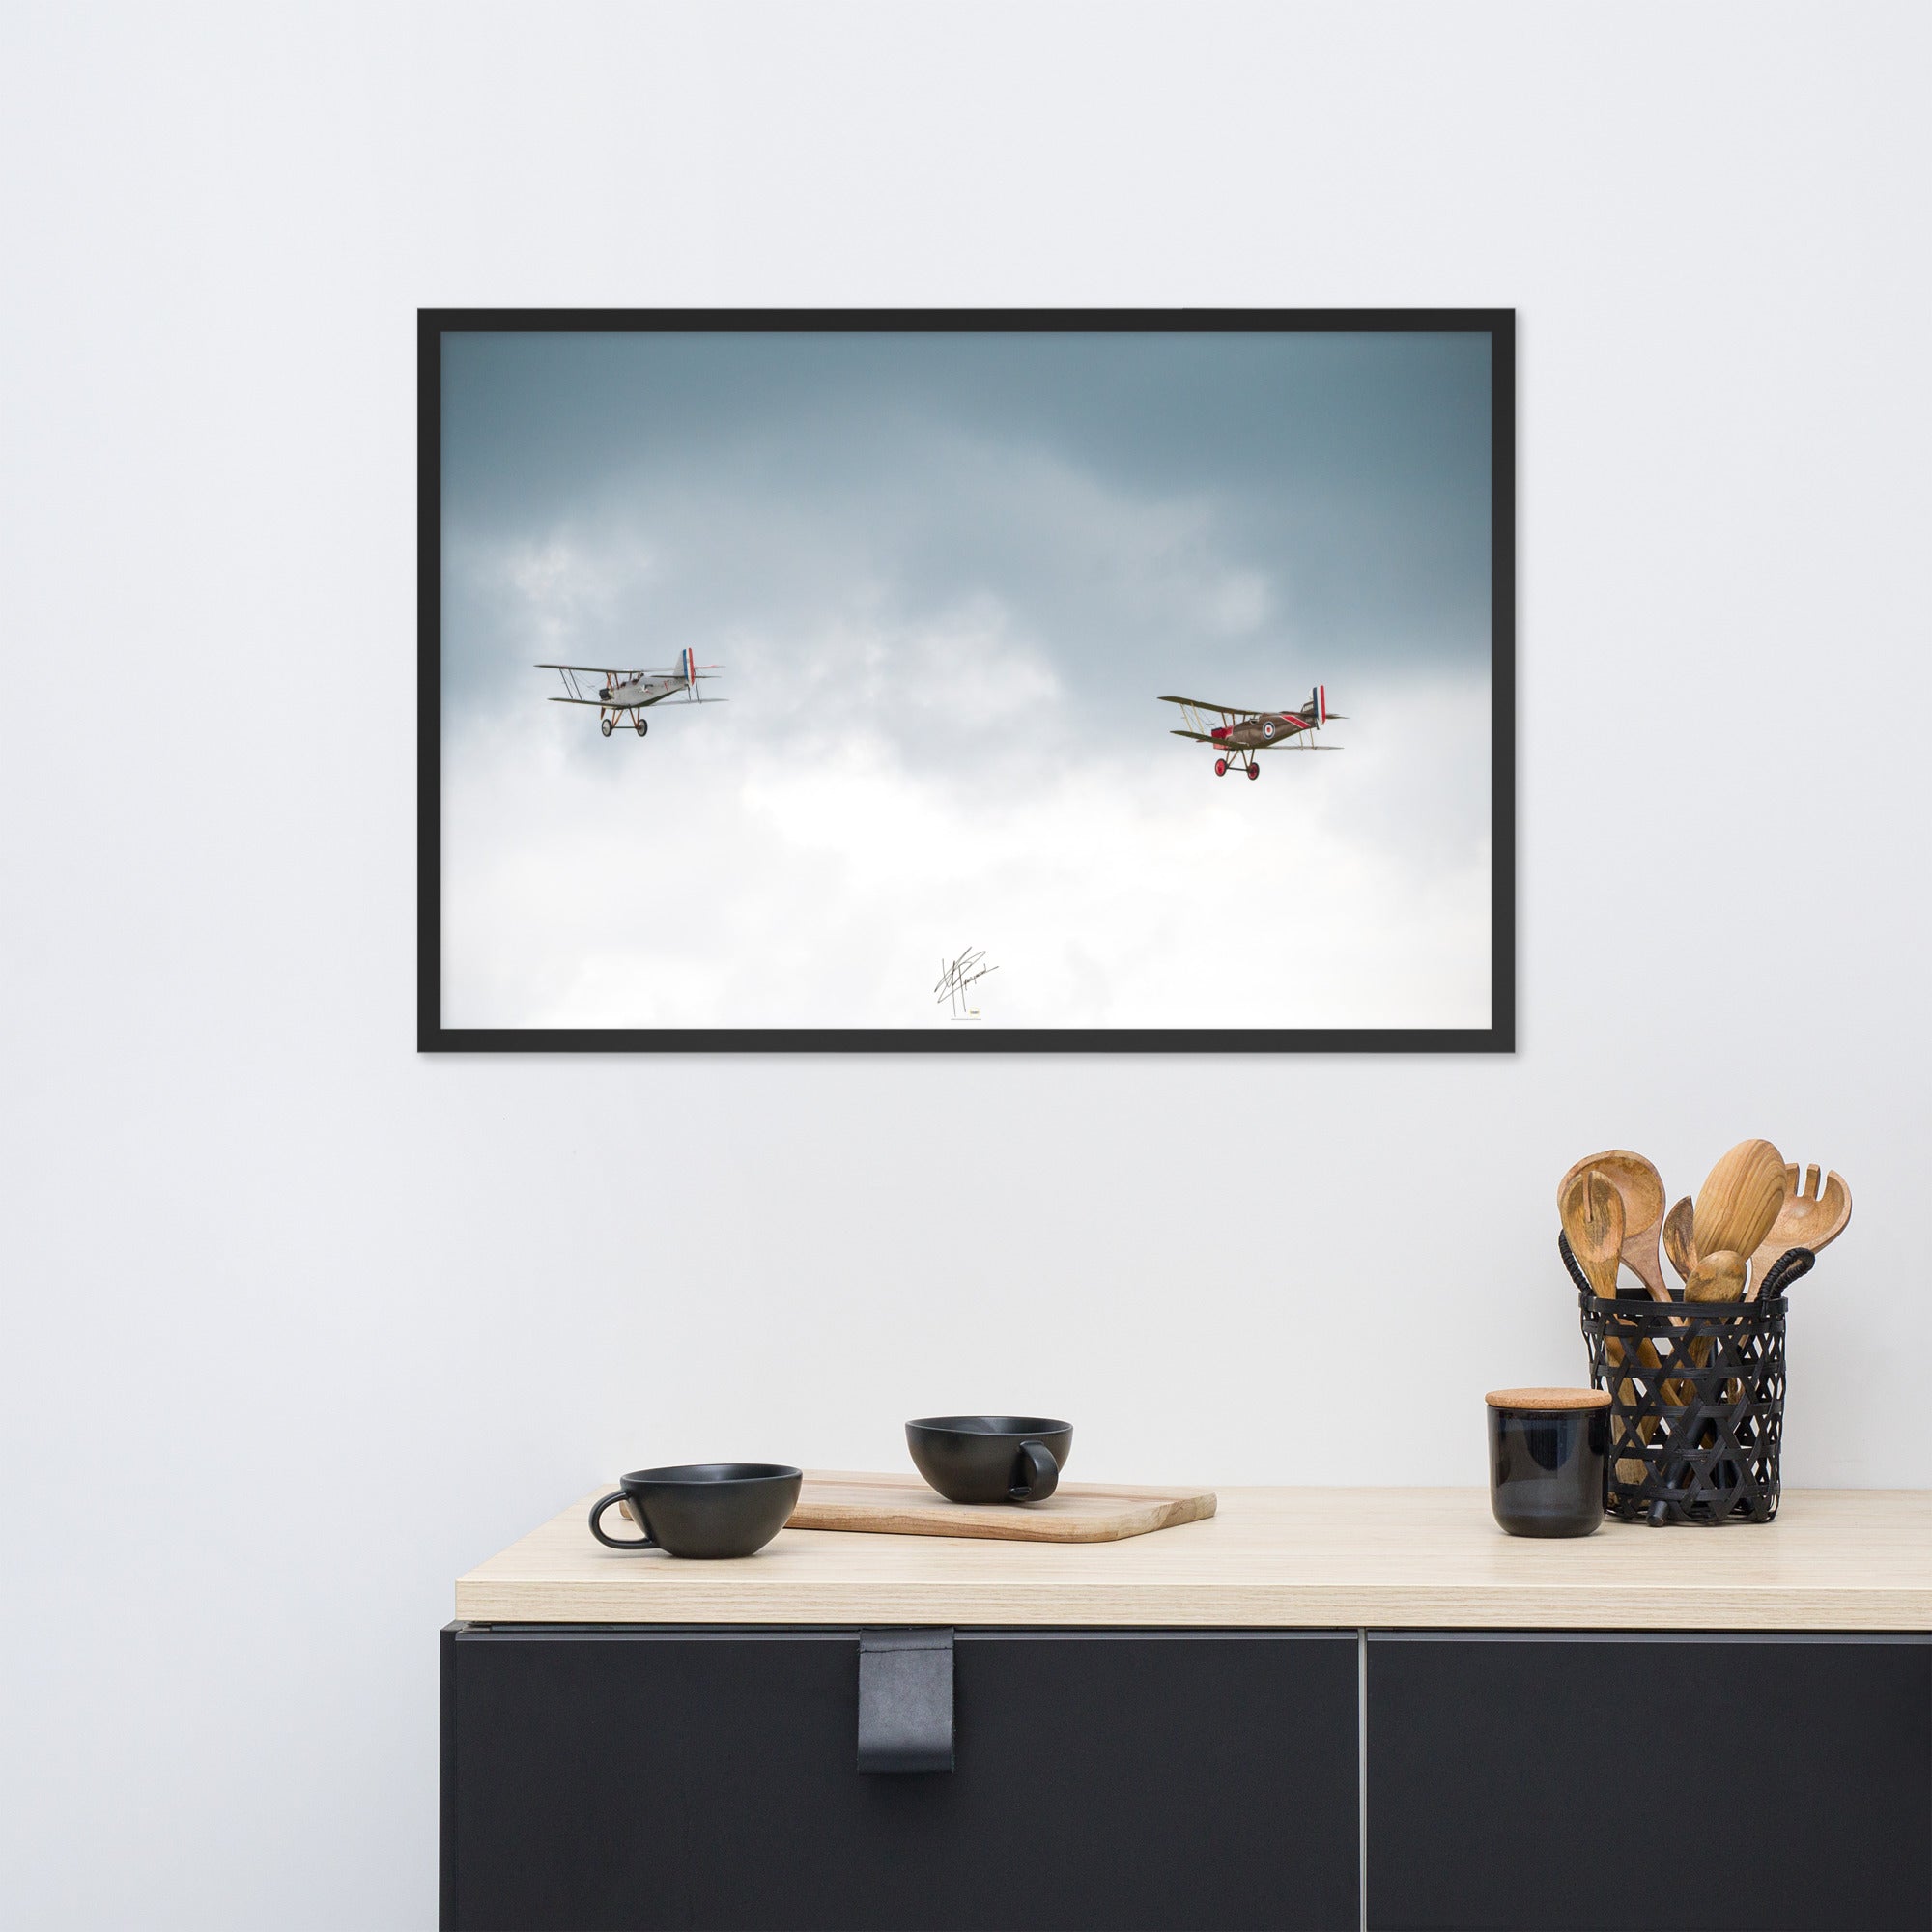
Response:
[1486, 1389, 1608, 1538]
[588, 1463, 803, 1559]
[905, 1416, 1072, 1505]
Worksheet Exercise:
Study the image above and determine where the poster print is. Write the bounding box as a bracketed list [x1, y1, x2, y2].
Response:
[420, 311, 1513, 1051]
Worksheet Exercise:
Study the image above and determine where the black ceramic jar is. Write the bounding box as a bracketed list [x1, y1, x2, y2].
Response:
[1485, 1387, 1609, 1538]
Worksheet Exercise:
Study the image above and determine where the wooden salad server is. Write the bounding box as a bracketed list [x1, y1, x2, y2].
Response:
[1557, 1151, 1669, 1301]
[1560, 1168, 1649, 1483]
[1747, 1165, 1852, 1298]
[1559, 1168, 1624, 1297]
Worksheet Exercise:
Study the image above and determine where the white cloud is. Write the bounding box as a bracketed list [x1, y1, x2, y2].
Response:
[441, 639, 1490, 1031]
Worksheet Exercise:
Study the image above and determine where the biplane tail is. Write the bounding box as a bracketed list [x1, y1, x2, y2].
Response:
[682, 647, 728, 699]
[1314, 684, 1348, 724]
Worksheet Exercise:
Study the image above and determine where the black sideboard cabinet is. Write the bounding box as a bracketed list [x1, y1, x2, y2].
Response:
[442, 1624, 1930, 1932]
[1367, 1632, 1932, 1932]
[442, 1626, 1360, 1931]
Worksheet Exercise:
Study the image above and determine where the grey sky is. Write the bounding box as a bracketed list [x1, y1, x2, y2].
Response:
[439, 328, 1493, 1029]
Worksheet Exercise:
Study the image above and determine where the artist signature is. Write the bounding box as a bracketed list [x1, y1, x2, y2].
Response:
[934, 947, 999, 1021]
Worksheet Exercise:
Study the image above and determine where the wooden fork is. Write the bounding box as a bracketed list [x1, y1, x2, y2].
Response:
[1747, 1165, 1852, 1298]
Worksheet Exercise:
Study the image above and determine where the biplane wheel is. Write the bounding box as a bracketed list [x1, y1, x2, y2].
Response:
[635, 716, 647, 736]
[600, 717, 613, 738]
[1246, 762, 1260, 781]
[1214, 758, 1228, 777]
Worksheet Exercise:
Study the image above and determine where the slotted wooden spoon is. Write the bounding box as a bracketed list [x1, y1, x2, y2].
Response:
[1559, 1168, 1624, 1297]
[1560, 1169, 1653, 1482]
[1557, 1151, 1669, 1301]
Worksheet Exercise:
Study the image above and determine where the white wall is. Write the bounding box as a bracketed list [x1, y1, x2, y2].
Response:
[4, 4, 1927, 1925]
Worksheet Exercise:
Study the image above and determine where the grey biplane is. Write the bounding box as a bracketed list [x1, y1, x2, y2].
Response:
[537, 647, 724, 737]
[1158, 684, 1346, 780]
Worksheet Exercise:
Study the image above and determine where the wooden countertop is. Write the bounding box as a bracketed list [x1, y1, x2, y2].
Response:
[455, 1482, 1932, 1631]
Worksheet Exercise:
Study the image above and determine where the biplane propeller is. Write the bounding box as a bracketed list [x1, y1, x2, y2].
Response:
[537, 648, 724, 737]
[1157, 684, 1346, 780]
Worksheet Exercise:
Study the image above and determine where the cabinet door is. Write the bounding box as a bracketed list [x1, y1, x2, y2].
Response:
[1366, 1632, 1931, 1931]
[442, 1625, 1360, 1932]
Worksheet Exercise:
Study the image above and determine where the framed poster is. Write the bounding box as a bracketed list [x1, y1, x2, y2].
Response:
[420, 309, 1513, 1052]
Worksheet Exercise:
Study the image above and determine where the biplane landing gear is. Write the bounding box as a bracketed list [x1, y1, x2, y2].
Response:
[1247, 762, 1260, 781]
[599, 716, 613, 738]
[635, 716, 647, 736]
[1214, 758, 1228, 777]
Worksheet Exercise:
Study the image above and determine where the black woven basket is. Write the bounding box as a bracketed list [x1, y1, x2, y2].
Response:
[1563, 1233, 1813, 1525]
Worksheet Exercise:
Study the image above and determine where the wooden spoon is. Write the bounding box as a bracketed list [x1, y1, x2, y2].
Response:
[1557, 1151, 1669, 1301]
[1662, 1247, 1748, 1404]
[1684, 1249, 1746, 1304]
[1747, 1165, 1852, 1299]
[1662, 1197, 1698, 1285]
[1691, 1140, 1786, 1270]
[1559, 1168, 1624, 1297]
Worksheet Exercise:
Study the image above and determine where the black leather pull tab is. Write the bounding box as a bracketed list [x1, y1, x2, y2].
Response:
[857, 1629, 954, 1773]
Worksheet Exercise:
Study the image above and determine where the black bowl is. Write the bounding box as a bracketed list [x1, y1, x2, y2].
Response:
[588, 1462, 803, 1558]
[906, 1416, 1073, 1505]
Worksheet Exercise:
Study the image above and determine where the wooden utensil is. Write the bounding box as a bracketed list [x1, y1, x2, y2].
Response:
[1560, 1170, 1649, 1482]
[1557, 1151, 1670, 1301]
[1559, 1168, 1624, 1298]
[1662, 1196, 1698, 1285]
[1691, 1140, 1787, 1271]
[1747, 1165, 1852, 1298]
[1668, 1248, 1747, 1405]
[1684, 1249, 1746, 1304]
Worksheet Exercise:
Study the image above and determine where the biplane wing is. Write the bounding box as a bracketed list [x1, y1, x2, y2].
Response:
[545, 693, 728, 705]
[536, 662, 643, 677]
[1157, 694, 1259, 721]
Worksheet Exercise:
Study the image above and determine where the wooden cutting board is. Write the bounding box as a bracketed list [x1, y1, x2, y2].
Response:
[785, 1470, 1217, 1544]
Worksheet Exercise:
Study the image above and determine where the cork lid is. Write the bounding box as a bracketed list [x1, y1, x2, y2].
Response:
[1485, 1386, 1611, 1411]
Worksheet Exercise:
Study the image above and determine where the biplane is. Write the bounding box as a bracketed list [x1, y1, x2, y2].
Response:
[1157, 685, 1346, 780]
[536, 647, 724, 737]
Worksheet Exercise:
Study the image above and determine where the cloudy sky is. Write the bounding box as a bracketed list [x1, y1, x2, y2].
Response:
[439, 328, 1493, 1031]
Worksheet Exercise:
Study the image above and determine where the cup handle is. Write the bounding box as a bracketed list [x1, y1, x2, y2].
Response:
[588, 1491, 657, 1550]
[1009, 1440, 1060, 1503]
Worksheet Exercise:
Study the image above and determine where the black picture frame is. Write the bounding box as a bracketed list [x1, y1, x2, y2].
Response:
[419, 308, 1515, 1054]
